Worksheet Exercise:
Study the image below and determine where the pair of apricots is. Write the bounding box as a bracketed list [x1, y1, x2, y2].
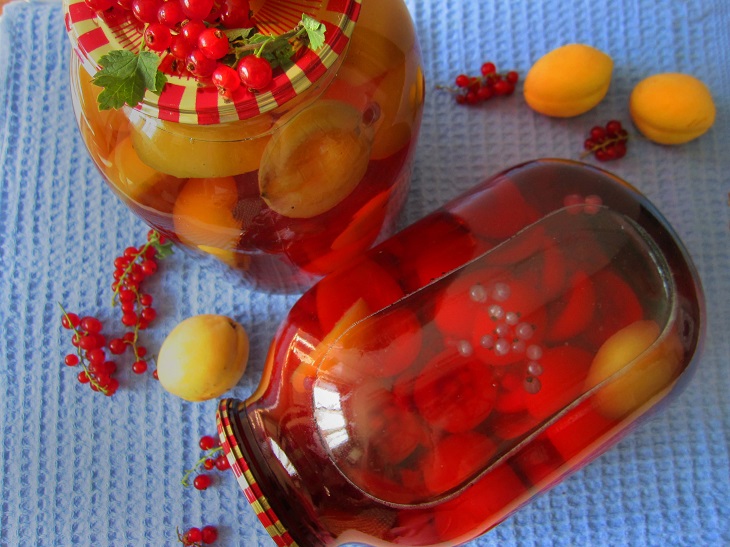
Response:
[523, 43, 715, 144]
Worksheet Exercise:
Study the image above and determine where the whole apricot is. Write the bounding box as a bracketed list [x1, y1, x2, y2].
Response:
[629, 73, 715, 144]
[524, 44, 613, 117]
[156, 314, 249, 402]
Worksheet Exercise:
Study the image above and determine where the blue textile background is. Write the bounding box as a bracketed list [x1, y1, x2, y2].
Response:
[0, 0, 728, 545]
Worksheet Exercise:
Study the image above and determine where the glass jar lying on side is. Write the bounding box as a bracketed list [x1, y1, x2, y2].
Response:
[217, 159, 704, 546]
[64, 0, 424, 292]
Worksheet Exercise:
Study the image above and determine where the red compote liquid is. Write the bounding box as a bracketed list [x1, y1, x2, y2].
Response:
[217, 159, 704, 546]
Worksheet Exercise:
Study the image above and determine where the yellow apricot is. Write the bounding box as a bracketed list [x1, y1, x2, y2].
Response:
[173, 176, 242, 253]
[129, 112, 272, 178]
[630, 73, 715, 144]
[524, 44, 613, 117]
[585, 320, 682, 419]
[157, 315, 249, 402]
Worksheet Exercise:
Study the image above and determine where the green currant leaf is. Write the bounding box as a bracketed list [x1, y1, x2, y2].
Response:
[92, 50, 167, 110]
[300, 13, 326, 50]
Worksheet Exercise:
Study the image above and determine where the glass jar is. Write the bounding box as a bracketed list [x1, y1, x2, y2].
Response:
[217, 159, 704, 546]
[64, 0, 424, 292]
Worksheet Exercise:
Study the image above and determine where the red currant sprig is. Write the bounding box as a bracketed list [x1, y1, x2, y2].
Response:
[582, 120, 629, 161]
[438, 61, 519, 105]
[109, 230, 172, 376]
[177, 525, 219, 546]
[59, 305, 119, 396]
[181, 435, 231, 489]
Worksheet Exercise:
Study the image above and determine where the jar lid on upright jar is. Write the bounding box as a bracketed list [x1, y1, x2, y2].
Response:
[63, 0, 360, 124]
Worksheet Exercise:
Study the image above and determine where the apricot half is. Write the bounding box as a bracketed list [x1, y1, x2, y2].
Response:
[129, 113, 272, 178]
[157, 314, 249, 402]
[524, 44, 613, 117]
[258, 100, 373, 218]
[629, 73, 715, 144]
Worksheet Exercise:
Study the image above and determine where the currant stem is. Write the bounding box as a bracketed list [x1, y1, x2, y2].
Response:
[580, 134, 629, 159]
[181, 446, 223, 487]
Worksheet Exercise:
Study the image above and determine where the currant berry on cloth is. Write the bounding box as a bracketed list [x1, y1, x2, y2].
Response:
[156, 314, 249, 401]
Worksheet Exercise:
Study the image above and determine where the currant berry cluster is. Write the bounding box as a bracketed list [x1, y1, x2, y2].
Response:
[61, 308, 120, 396]
[440, 62, 519, 105]
[60, 230, 172, 395]
[109, 229, 172, 376]
[181, 435, 230, 491]
[582, 120, 629, 161]
[178, 525, 219, 546]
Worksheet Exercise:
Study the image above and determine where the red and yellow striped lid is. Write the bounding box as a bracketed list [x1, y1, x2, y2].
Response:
[217, 399, 299, 547]
[63, 0, 361, 124]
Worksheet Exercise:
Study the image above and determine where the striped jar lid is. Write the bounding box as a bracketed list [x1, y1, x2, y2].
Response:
[217, 399, 299, 547]
[63, 0, 361, 124]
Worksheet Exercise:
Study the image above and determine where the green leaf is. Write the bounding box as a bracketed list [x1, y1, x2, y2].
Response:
[301, 13, 326, 50]
[92, 50, 167, 110]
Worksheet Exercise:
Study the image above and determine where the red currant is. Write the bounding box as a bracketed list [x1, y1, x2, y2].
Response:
[131, 0, 161, 24]
[454, 74, 471, 88]
[170, 34, 194, 60]
[220, 0, 251, 28]
[80, 316, 103, 334]
[237, 55, 273, 90]
[181, 0, 214, 20]
[198, 28, 230, 60]
[141, 259, 158, 275]
[203, 458, 215, 470]
[187, 49, 218, 78]
[144, 23, 173, 52]
[109, 338, 127, 355]
[157, 0, 185, 28]
[61, 312, 81, 330]
[214, 454, 230, 471]
[193, 474, 212, 490]
[212, 64, 241, 96]
[132, 360, 148, 374]
[201, 525, 219, 544]
[185, 527, 203, 543]
[121, 312, 138, 327]
[199, 435, 217, 451]
[481, 62, 496, 75]
[64, 354, 79, 367]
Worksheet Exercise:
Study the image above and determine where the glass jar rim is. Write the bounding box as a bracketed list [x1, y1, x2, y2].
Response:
[63, 0, 361, 124]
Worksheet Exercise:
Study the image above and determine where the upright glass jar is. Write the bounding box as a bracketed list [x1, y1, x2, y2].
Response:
[217, 160, 704, 546]
[64, 0, 424, 292]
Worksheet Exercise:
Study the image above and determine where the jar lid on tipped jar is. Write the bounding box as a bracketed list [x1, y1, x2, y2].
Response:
[63, 0, 361, 124]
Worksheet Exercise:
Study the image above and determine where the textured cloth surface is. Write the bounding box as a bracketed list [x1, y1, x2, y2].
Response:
[1, 0, 729, 546]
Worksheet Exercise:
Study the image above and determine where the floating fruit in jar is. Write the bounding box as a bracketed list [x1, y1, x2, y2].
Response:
[217, 160, 703, 546]
[258, 100, 374, 219]
[158, 314, 249, 402]
[629, 72, 716, 144]
[128, 111, 273, 178]
[585, 320, 683, 419]
[524, 43, 613, 117]
[172, 176, 243, 265]
[107, 136, 185, 212]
